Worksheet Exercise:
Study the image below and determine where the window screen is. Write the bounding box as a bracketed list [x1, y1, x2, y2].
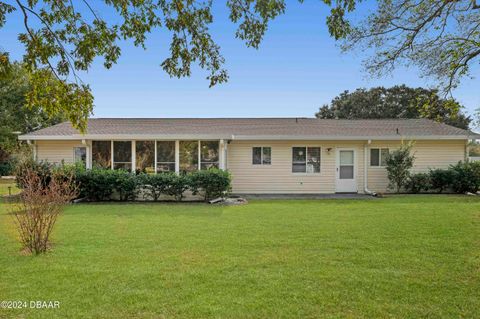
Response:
[252, 147, 271, 165]
[113, 141, 132, 170]
[157, 141, 176, 172]
[92, 141, 111, 169]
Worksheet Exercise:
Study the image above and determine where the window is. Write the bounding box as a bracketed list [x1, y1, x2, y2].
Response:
[92, 141, 111, 169]
[113, 141, 132, 170]
[74, 147, 86, 166]
[201, 141, 219, 169]
[252, 147, 271, 165]
[292, 147, 320, 173]
[136, 141, 155, 173]
[157, 141, 176, 172]
[179, 141, 198, 173]
[370, 148, 389, 167]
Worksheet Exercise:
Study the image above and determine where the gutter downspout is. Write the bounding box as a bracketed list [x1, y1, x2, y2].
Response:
[364, 140, 376, 196]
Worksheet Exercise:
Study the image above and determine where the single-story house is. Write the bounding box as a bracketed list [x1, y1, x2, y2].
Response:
[18, 118, 478, 194]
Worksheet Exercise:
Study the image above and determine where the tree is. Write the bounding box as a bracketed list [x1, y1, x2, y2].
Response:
[0, 63, 64, 161]
[315, 85, 471, 129]
[385, 142, 415, 193]
[0, 0, 358, 131]
[339, 0, 480, 94]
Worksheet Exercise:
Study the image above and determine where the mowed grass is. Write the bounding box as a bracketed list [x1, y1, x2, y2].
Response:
[1, 196, 479, 318]
[0, 180, 18, 197]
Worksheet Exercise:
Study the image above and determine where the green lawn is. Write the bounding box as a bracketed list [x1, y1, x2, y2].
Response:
[0, 179, 18, 197]
[1, 196, 479, 318]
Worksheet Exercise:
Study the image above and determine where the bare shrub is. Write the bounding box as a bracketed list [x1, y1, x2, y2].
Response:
[9, 169, 78, 255]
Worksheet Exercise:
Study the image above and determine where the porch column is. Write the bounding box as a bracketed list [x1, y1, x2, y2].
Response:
[131, 140, 136, 172]
[83, 139, 92, 169]
[110, 140, 114, 170]
[175, 140, 180, 174]
[219, 139, 225, 170]
[154, 140, 158, 174]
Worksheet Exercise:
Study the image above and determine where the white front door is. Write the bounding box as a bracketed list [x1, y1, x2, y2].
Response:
[336, 149, 357, 193]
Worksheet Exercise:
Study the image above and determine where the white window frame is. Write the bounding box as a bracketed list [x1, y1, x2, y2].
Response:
[156, 140, 176, 173]
[200, 140, 220, 170]
[73, 146, 87, 165]
[113, 141, 133, 170]
[370, 148, 390, 167]
[252, 146, 272, 165]
[291, 146, 321, 174]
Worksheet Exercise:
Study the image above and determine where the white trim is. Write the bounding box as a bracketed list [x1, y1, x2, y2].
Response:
[18, 134, 474, 141]
[336, 148, 357, 193]
[154, 140, 158, 174]
[252, 146, 272, 166]
[291, 146, 321, 174]
[198, 140, 201, 171]
[131, 140, 136, 172]
[369, 147, 390, 168]
[175, 140, 180, 174]
[110, 140, 114, 170]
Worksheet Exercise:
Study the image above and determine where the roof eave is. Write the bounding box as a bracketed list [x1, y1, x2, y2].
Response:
[18, 134, 475, 141]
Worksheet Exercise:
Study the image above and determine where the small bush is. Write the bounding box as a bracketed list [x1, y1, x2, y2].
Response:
[9, 169, 78, 254]
[405, 173, 431, 193]
[76, 168, 138, 201]
[429, 169, 454, 193]
[15, 159, 54, 189]
[190, 169, 231, 201]
[449, 161, 480, 194]
[139, 173, 176, 201]
[165, 173, 191, 201]
[385, 142, 415, 193]
[0, 161, 14, 176]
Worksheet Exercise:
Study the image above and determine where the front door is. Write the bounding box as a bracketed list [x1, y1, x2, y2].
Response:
[336, 149, 357, 193]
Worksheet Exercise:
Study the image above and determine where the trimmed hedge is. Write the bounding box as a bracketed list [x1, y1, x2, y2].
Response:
[16, 163, 231, 202]
[403, 161, 480, 194]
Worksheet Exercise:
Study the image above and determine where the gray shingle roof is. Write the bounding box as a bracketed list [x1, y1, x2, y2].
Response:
[19, 118, 478, 140]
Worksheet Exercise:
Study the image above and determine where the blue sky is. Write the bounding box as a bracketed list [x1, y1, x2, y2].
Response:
[1, 1, 479, 119]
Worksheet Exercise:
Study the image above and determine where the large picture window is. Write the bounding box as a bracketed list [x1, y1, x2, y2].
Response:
[157, 141, 175, 172]
[370, 148, 389, 167]
[180, 141, 198, 173]
[136, 141, 155, 173]
[113, 141, 132, 170]
[92, 141, 111, 169]
[200, 141, 219, 169]
[292, 147, 321, 173]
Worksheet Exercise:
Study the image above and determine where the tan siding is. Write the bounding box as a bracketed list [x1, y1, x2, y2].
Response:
[36, 140, 84, 164]
[367, 140, 466, 193]
[227, 140, 365, 194]
[35, 138, 466, 194]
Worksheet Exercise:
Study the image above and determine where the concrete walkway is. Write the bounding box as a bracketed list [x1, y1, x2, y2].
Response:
[233, 193, 377, 200]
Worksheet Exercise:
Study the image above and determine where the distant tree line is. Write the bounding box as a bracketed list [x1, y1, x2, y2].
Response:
[316, 85, 471, 130]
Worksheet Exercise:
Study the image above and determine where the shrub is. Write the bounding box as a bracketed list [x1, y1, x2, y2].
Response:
[448, 161, 480, 194]
[113, 170, 138, 201]
[190, 169, 231, 201]
[165, 173, 191, 201]
[429, 168, 454, 193]
[76, 168, 138, 201]
[404, 173, 431, 193]
[139, 173, 175, 201]
[0, 161, 14, 176]
[15, 159, 55, 189]
[385, 142, 415, 193]
[9, 169, 78, 254]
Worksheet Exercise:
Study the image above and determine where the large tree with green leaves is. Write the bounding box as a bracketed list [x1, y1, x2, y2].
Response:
[340, 0, 480, 93]
[1, 1, 478, 131]
[0, 0, 358, 131]
[316, 85, 471, 129]
[0, 63, 64, 161]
